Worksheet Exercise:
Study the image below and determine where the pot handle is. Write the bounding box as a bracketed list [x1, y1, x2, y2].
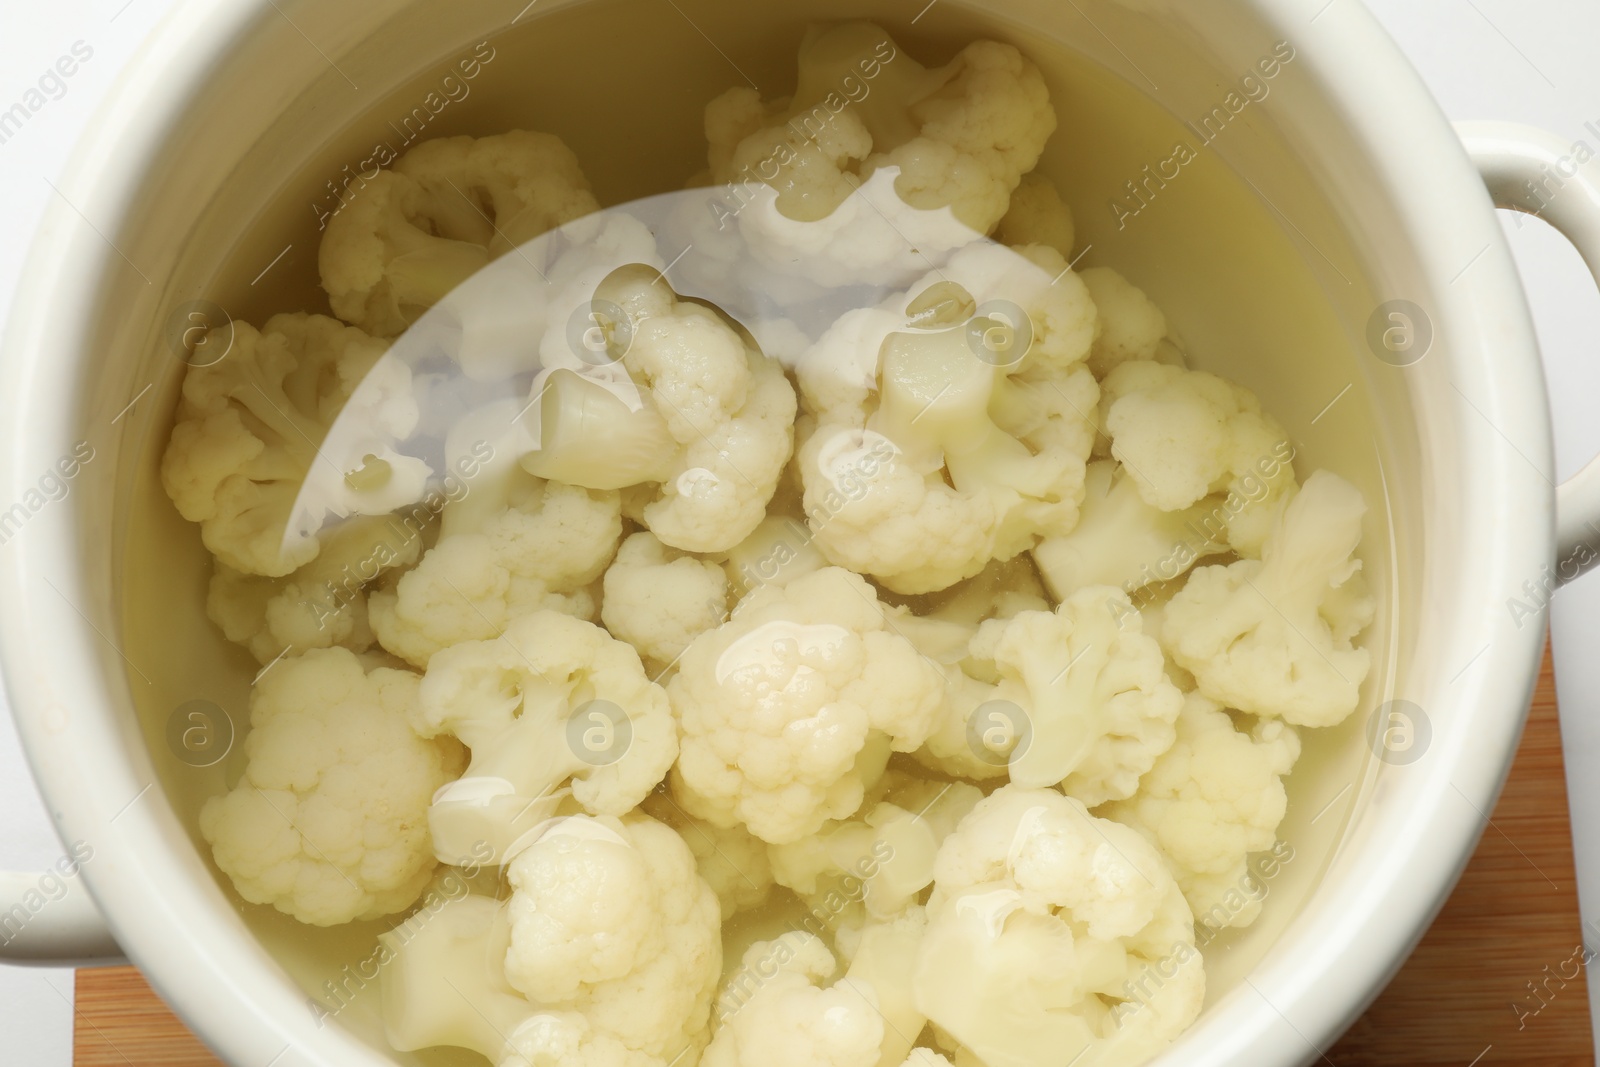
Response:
[0, 866, 123, 967]
[1458, 121, 1600, 586]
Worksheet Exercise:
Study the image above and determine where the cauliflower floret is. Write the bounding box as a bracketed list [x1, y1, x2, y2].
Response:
[708, 914, 928, 1067]
[915, 786, 1204, 1067]
[504, 814, 722, 1060]
[667, 567, 946, 844]
[708, 24, 1054, 236]
[1099, 362, 1297, 546]
[795, 243, 1099, 593]
[1103, 693, 1301, 929]
[206, 514, 425, 664]
[964, 585, 1183, 805]
[522, 266, 796, 553]
[602, 532, 730, 670]
[414, 611, 677, 863]
[1161, 469, 1375, 727]
[160, 313, 425, 576]
[705, 933, 882, 1067]
[643, 789, 774, 919]
[1079, 268, 1166, 378]
[993, 173, 1075, 257]
[370, 466, 621, 668]
[1031, 460, 1227, 602]
[319, 131, 598, 337]
[198, 647, 464, 925]
[769, 773, 982, 928]
[380, 891, 689, 1067]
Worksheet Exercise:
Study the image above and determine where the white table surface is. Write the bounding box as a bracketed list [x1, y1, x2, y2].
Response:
[2, 0, 1598, 1062]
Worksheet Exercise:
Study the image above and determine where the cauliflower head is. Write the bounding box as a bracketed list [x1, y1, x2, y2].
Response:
[708, 918, 933, 1067]
[414, 610, 677, 863]
[667, 567, 946, 844]
[161, 312, 422, 577]
[602, 532, 730, 670]
[522, 266, 796, 553]
[1079, 268, 1166, 378]
[915, 786, 1204, 1067]
[206, 514, 425, 665]
[504, 814, 723, 1060]
[964, 585, 1183, 805]
[993, 173, 1075, 257]
[1031, 460, 1227, 603]
[319, 131, 598, 336]
[708, 24, 1055, 236]
[795, 243, 1099, 593]
[370, 468, 621, 668]
[198, 647, 464, 925]
[1162, 469, 1375, 727]
[1103, 693, 1300, 929]
[1099, 361, 1297, 549]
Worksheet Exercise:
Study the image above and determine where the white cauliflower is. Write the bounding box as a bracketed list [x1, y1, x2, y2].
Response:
[769, 773, 982, 927]
[643, 789, 774, 919]
[198, 647, 464, 925]
[1031, 460, 1226, 602]
[1079, 268, 1166, 378]
[796, 242, 1098, 593]
[667, 567, 946, 844]
[206, 514, 424, 664]
[319, 131, 598, 337]
[369, 457, 621, 668]
[993, 173, 1075, 257]
[707, 23, 1055, 238]
[962, 585, 1183, 805]
[706, 933, 882, 1067]
[1103, 693, 1300, 929]
[522, 266, 796, 553]
[915, 786, 1204, 1067]
[160, 313, 424, 576]
[380, 886, 700, 1067]
[504, 814, 723, 1060]
[1099, 361, 1297, 550]
[707, 916, 929, 1067]
[602, 532, 730, 670]
[1161, 469, 1375, 727]
[414, 611, 677, 863]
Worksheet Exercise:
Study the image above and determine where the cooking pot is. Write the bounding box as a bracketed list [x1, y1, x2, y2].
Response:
[3, 0, 1598, 1064]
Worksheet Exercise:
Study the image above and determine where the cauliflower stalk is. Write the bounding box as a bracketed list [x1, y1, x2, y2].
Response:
[414, 611, 677, 863]
[199, 647, 464, 925]
[522, 265, 796, 553]
[1104, 693, 1301, 929]
[161, 312, 426, 577]
[914, 786, 1204, 1067]
[667, 567, 946, 844]
[1162, 469, 1375, 727]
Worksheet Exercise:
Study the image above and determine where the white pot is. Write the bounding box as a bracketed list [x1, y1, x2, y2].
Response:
[2, 1, 1597, 1064]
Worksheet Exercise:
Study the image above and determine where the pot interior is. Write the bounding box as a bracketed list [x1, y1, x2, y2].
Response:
[103, 0, 1423, 1060]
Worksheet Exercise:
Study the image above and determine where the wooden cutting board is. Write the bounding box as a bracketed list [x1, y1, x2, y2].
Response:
[73, 645, 1594, 1066]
